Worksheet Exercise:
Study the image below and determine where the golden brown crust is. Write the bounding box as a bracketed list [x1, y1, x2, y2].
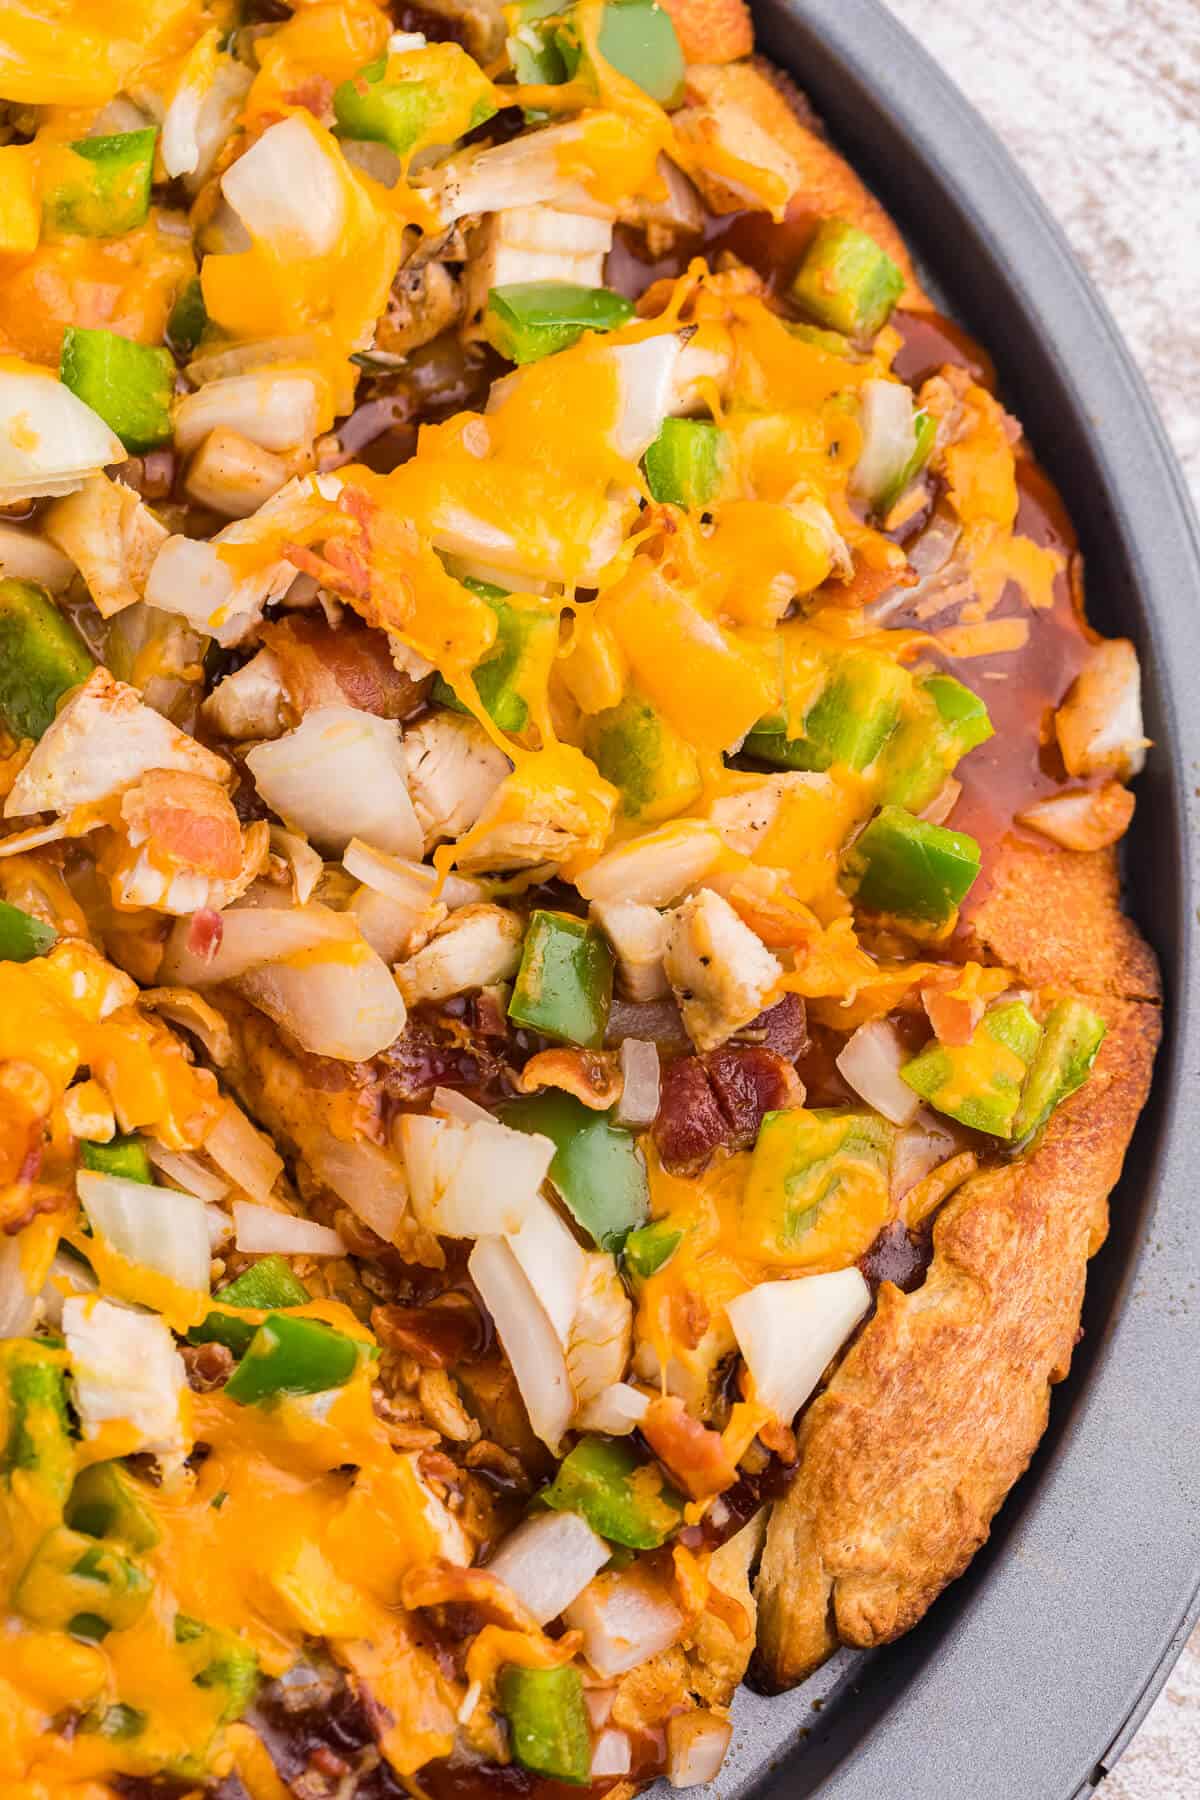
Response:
[663, 0, 754, 65]
[755, 992, 1160, 1684]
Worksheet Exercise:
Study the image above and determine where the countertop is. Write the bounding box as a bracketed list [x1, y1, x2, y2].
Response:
[880, 5, 1200, 1793]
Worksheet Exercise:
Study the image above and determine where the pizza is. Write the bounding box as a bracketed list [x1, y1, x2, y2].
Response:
[0, 0, 1159, 1791]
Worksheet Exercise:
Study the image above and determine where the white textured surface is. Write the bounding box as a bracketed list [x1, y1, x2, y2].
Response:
[882, 3, 1200, 1791]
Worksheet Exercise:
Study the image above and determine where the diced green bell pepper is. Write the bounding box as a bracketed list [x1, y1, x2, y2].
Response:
[791, 218, 905, 339]
[622, 1220, 682, 1281]
[176, 1614, 260, 1722]
[1, 1340, 74, 1514]
[555, 0, 686, 106]
[223, 1313, 363, 1407]
[901, 999, 1044, 1138]
[484, 282, 636, 365]
[845, 804, 981, 926]
[60, 326, 174, 454]
[542, 1434, 685, 1548]
[167, 276, 207, 357]
[507, 0, 569, 85]
[499, 1091, 649, 1249]
[432, 582, 558, 738]
[879, 673, 993, 813]
[499, 1662, 591, 1785]
[66, 1461, 161, 1552]
[643, 418, 726, 510]
[747, 647, 908, 774]
[80, 1133, 152, 1184]
[786, 320, 856, 358]
[0, 899, 56, 963]
[43, 129, 157, 239]
[1011, 997, 1106, 1143]
[508, 910, 614, 1049]
[15, 1526, 152, 1635]
[583, 688, 702, 823]
[740, 1108, 893, 1263]
[0, 578, 94, 741]
[333, 46, 497, 156]
[189, 1255, 311, 1357]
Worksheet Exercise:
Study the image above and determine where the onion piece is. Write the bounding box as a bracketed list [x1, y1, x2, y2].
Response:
[0, 521, 74, 589]
[247, 707, 423, 858]
[232, 1199, 344, 1257]
[835, 1019, 920, 1126]
[430, 1086, 493, 1124]
[425, 122, 609, 223]
[575, 822, 724, 908]
[576, 1380, 650, 1436]
[399, 1115, 554, 1237]
[564, 1565, 685, 1678]
[606, 334, 685, 462]
[849, 379, 916, 507]
[592, 1731, 633, 1780]
[726, 1268, 870, 1422]
[175, 373, 323, 456]
[615, 1039, 660, 1129]
[506, 1194, 586, 1345]
[221, 115, 346, 258]
[666, 1712, 733, 1789]
[0, 1235, 37, 1338]
[203, 1204, 234, 1251]
[344, 839, 437, 906]
[306, 1134, 409, 1243]
[138, 988, 235, 1066]
[204, 1098, 283, 1204]
[269, 825, 323, 906]
[237, 943, 407, 1062]
[1016, 782, 1135, 852]
[0, 365, 124, 505]
[148, 1144, 230, 1205]
[468, 1235, 573, 1451]
[78, 1169, 211, 1295]
[162, 899, 358, 987]
[162, 48, 252, 186]
[1055, 638, 1147, 779]
[890, 1109, 958, 1200]
[487, 1510, 610, 1626]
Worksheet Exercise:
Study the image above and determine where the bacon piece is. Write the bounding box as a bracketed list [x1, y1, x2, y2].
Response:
[733, 993, 809, 1062]
[182, 1341, 234, 1392]
[375, 1012, 513, 1106]
[518, 1047, 623, 1111]
[653, 1045, 804, 1176]
[186, 908, 223, 964]
[372, 1297, 486, 1369]
[641, 1394, 738, 1501]
[260, 613, 428, 721]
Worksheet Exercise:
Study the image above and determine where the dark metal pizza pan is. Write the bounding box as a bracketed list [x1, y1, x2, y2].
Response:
[710, 1, 1200, 1794]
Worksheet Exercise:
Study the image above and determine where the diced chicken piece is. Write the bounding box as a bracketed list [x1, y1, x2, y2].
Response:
[590, 899, 669, 1001]
[617, 155, 705, 258]
[63, 1296, 190, 1469]
[567, 1252, 633, 1419]
[663, 888, 782, 1052]
[42, 475, 168, 619]
[402, 712, 512, 851]
[5, 669, 230, 819]
[707, 772, 829, 857]
[184, 428, 290, 520]
[1016, 782, 1136, 852]
[451, 753, 617, 876]
[463, 207, 614, 335]
[376, 260, 463, 357]
[673, 64, 807, 217]
[576, 822, 724, 909]
[201, 647, 288, 740]
[395, 903, 524, 1004]
[1055, 638, 1148, 780]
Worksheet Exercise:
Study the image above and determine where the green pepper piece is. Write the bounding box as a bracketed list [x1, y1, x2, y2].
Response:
[747, 648, 908, 774]
[15, 1526, 153, 1633]
[507, 0, 568, 87]
[785, 320, 856, 358]
[431, 582, 558, 737]
[845, 804, 981, 926]
[741, 1107, 893, 1262]
[542, 1434, 685, 1548]
[622, 1220, 682, 1282]
[643, 418, 725, 510]
[877, 408, 937, 515]
[0, 578, 95, 741]
[80, 1133, 152, 1184]
[60, 326, 174, 454]
[1011, 998, 1107, 1143]
[43, 129, 157, 239]
[791, 218, 905, 339]
[0, 899, 56, 964]
[555, 0, 686, 106]
[87, 1702, 148, 1741]
[166, 276, 207, 357]
[500, 1091, 649, 1249]
[333, 50, 497, 155]
[1, 1340, 74, 1514]
[223, 1313, 363, 1407]
[879, 673, 993, 813]
[189, 1255, 311, 1357]
[508, 910, 614, 1049]
[483, 282, 636, 365]
[901, 999, 1043, 1138]
[66, 1461, 161, 1551]
[499, 1662, 591, 1785]
[175, 1614, 260, 1721]
[582, 689, 702, 824]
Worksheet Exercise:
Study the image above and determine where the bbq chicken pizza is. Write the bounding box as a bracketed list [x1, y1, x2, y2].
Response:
[0, 0, 1160, 1791]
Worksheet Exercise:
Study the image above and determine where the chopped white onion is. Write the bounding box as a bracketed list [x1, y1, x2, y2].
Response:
[232, 1199, 344, 1257]
[835, 1020, 921, 1126]
[175, 372, 322, 455]
[726, 1268, 870, 1422]
[487, 1510, 610, 1626]
[605, 334, 686, 462]
[591, 1730, 633, 1780]
[427, 122, 609, 224]
[162, 51, 251, 185]
[666, 1712, 733, 1789]
[506, 1195, 586, 1345]
[203, 1203, 234, 1251]
[78, 1169, 211, 1294]
[576, 822, 724, 909]
[247, 707, 423, 858]
[615, 1038, 660, 1129]
[575, 1380, 650, 1436]
[0, 520, 74, 589]
[890, 1109, 959, 1200]
[430, 1086, 494, 1124]
[1055, 638, 1147, 780]
[162, 898, 358, 986]
[237, 942, 407, 1061]
[221, 115, 346, 258]
[399, 1115, 554, 1238]
[0, 1235, 37, 1338]
[849, 378, 917, 508]
[0, 366, 124, 505]
[564, 1566, 685, 1678]
[345, 839, 439, 959]
[63, 1297, 189, 1466]
[147, 1144, 230, 1205]
[204, 1098, 284, 1204]
[306, 1133, 409, 1243]
[468, 1235, 573, 1451]
[344, 839, 437, 906]
[269, 825, 323, 906]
